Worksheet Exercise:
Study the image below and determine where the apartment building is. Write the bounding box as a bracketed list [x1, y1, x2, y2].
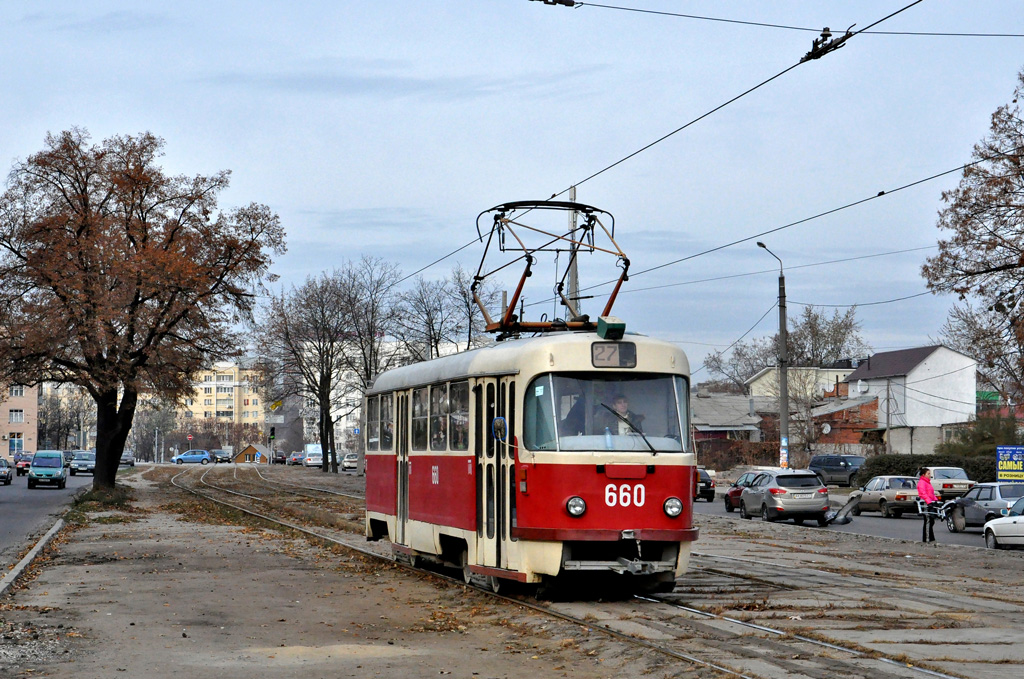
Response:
[2, 384, 39, 460]
[180, 361, 266, 428]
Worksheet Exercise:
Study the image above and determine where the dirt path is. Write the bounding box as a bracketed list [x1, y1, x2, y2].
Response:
[0, 469, 721, 679]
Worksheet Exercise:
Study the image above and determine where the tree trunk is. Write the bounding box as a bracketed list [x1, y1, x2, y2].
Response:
[93, 387, 138, 489]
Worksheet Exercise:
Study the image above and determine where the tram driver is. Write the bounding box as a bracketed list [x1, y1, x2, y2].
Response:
[595, 393, 645, 434]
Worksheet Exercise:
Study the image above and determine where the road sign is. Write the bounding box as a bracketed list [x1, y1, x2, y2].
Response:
[255, 451, 262, 460]
[187, 434, 193, 441]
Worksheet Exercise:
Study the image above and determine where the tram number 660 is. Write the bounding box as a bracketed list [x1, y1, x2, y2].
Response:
[604, 483, 645, 507]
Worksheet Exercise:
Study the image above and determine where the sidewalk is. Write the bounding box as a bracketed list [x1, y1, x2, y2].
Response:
[0, 470, 689, 679]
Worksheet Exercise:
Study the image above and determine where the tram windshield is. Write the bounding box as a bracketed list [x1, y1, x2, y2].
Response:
[523, 373, 689, 453]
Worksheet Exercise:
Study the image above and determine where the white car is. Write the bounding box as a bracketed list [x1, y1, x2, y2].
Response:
[983, 496, 1024, 549]
[303, 453, 323, 468]
[341, 453, 359, 471]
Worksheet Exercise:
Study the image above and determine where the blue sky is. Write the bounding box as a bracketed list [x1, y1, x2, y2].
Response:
[2, 1, 1021, 377]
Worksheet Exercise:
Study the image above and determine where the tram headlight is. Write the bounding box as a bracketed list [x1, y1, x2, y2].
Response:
[663, 497, 683, 517]
[566, 496, 587, 517]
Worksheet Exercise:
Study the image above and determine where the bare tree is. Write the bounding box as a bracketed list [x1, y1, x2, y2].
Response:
[705, 336, 776, 391]
[0, 129, 284, 489]
[706, 306, 871, 388]
[395, 275, 460, 362]
[787, 306, 872, 367]
[936, 303, 1024, 400]
[262, 272, 356, 472]
[448, 264, 499, 351]
[336, 256, 405, 390]
[923, 68, 1024, 402]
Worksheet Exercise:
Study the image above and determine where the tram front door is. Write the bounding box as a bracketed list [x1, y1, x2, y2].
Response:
[476, 377, 516, 571]
[395, 392, 409, 546]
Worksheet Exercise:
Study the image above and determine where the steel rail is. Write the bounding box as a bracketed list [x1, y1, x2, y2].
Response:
[168, 467, 754, 678]
[170, 469, 965, 679]
[247, 464, 365, 500]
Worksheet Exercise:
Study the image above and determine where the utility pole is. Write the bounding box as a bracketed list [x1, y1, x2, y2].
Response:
[885, 379, 892, 455]
[758, 242, 789, 468]
[567, 186, 579, 318]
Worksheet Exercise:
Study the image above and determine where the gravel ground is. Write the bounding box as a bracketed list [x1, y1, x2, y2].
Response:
[0, 468, 726, 679]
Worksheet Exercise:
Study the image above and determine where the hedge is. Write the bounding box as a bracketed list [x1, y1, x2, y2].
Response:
[854, 453, 998, 487]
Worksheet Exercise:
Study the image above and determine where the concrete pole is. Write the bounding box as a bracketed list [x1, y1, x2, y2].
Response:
[758, 242, 790, 467]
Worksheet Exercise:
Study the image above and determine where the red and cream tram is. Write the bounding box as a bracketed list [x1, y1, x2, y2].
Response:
[364, 330, 698, 591]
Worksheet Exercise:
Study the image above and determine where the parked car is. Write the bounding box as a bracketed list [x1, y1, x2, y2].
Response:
[694, 468, 715, 502]
[0, 458, 13, 485]
[983, 496, 1024, 549]
[211, 449, 232, 464]
[303, 453, 323, 468]
[28, 450, 68, 489]
[287, 452, 305, 466]
[808, 454, 865, 486]
[70, 451, 96, 476]
[171, 449, 212, 465]
[850, 475, 919, 518]
[724, 471, 760, 513]
[945, 482, 1024, 532]
[62, 450, 75, 467]
[272, 450, 288, 465]
[341, 452, 359, 471]
[925, 466, 976, 500]
[119, 450, 136, 466]
[15, 452, 33, 476]
[740, 469, 830, 525]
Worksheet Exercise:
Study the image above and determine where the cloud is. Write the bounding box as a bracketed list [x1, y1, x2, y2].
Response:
[203, 62, 608, 103]
[56, 10, 172, 34]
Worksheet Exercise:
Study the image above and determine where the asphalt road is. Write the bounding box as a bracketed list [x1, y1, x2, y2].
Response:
[694, 492, 990, 548]
[0, 472, 94, 570]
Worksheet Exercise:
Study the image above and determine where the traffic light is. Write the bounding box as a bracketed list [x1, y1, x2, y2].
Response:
[269, 427, 275, 440]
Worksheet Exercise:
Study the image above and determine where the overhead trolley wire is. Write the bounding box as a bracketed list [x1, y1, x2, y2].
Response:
[572, 2, 1024, 38]
[544, 0, 925, 201]
[397, 2, 929, 292]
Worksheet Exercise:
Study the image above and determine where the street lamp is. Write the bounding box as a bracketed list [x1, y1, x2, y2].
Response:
[757, 241, 790, 468]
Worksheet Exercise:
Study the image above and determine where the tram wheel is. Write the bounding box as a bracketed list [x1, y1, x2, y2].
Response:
[460, 551, 473, 585]
[489, 576, 504, 594]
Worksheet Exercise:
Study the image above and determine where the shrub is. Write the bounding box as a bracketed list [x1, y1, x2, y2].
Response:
[855, 453, 997, 486]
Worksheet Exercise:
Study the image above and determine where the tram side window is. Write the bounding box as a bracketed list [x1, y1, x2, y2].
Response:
[412, 387, 428, 451]
[523, 376, 557, 451]
[430, 384, 448, 451]
[366, 396, 380, 451]
[380, 393, 394, 450]
[450, 381, 469, 451]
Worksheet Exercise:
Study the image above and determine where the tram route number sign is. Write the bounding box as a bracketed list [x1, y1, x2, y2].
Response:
[997, 446, 1024, 483]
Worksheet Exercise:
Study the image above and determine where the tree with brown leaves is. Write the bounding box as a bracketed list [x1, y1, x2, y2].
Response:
[922, 68, 1024, 400]
[0, 129, 285, 489]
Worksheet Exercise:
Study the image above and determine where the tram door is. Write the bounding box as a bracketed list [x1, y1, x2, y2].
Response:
[395, 392, 410, 546]
[476, 378, 516, 570]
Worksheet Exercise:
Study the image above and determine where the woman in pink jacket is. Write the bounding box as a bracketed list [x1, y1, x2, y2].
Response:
[917, 468, 938, 543]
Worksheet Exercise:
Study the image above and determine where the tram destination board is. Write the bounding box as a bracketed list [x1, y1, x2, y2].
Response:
[592, 341, 636, 368]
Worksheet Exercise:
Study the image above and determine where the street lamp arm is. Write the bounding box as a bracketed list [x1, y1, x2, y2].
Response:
[757, 241, 783, 273]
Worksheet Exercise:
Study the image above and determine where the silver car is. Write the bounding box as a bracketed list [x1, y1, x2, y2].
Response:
[850, 475, 919, 518]
[947, 482, 1024, 532]
[740, 469, 831, 525]
[926, 466, 976, 500]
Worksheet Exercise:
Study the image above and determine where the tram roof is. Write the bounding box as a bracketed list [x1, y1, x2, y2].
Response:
[366, 332, 687, 395]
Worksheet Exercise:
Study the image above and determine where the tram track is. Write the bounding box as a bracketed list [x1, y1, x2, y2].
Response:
[168, 465, 978, 679]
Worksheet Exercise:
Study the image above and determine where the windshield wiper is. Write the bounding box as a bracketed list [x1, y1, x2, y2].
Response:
[599, 403, 656, 454]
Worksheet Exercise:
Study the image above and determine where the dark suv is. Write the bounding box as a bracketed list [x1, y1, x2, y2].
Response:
[808, 454, 865, 487]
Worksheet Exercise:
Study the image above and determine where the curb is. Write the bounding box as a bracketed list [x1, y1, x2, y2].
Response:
[0, 485, 90, 597]
[0, 518, 64, 596]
